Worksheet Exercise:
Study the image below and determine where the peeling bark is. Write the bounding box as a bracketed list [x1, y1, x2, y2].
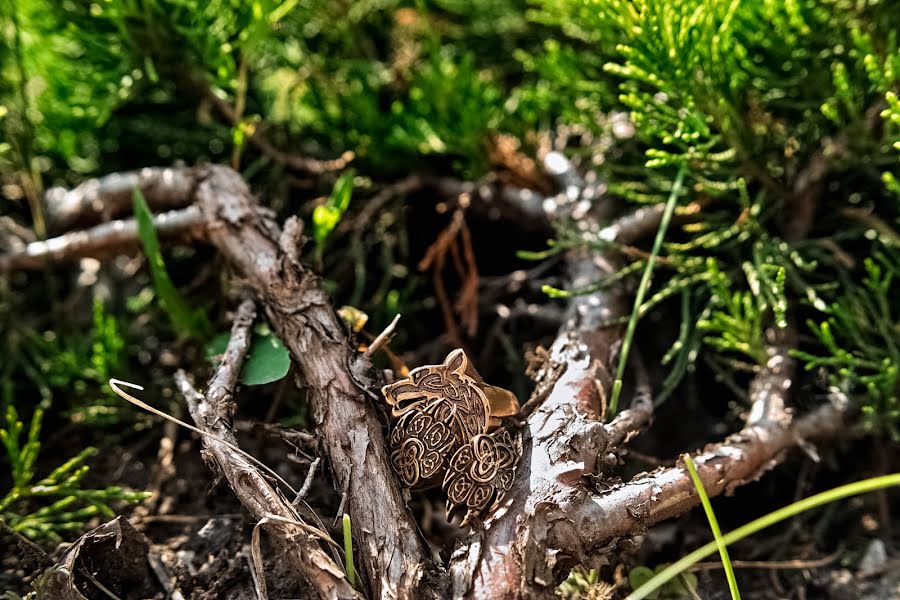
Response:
[447, 171, 654, 598]
[446, 159, 844, 599]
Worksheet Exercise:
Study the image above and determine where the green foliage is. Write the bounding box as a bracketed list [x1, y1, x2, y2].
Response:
[313, 170, 355, 262]
[3, 0, 900, 435]
[0, 405, 148, 542]
[1, 297, 127, 426]
[794, 248, 900, 440]
[524, 0, 898, 418]
[134, 188, 210, 341]
[206, 323, 291, 386]
[43, 298, 124, 396]
[697, 259, 770, 366]
[0, 0, 130, 175]
[532, 0, 899, 192]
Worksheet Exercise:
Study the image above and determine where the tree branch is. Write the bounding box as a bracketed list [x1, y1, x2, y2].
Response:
[192, 166, 433, 600]
[0, 206, 205, 272]
[44, 166, 201, 231]
[176, 298, 360, 600]
[554, 340, 846, 558]
[447, 156, 846, 598]
[18, 162, 852, 600]
[2, 166, 434, 598]
[448, 154, 644, 598]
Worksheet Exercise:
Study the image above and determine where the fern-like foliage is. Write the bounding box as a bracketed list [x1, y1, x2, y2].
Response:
[0, 405, 148, 543]
[523, 0, 899, 420]
[794, 247, 900, 439]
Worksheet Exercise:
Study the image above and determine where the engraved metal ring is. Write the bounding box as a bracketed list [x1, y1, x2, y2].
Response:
[382, 350, 522, 524]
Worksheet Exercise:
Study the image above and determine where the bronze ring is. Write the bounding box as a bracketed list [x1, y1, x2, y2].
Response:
[382, 350, 522, 524]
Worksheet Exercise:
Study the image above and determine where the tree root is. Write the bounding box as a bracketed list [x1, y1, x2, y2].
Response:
[1, 163, 851, 600]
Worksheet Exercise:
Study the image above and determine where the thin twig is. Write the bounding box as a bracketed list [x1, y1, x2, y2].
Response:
[605, 350, 654, 447]
[193, 166, 432, 599]
[348, 176, 423, 234]
[293, 457, 322, 507]
[44, 166, 199, 231]
[363, 314, 401, 358]
[198, 79, 353, 174]
[687, 551, 841, 572]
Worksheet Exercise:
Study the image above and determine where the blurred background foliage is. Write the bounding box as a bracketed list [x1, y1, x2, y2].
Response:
[0, 0, 899, 544]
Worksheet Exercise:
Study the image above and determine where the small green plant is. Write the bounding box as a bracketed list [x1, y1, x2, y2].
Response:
[1, 298, 128, 426]
[0, 405, 148, 543]
[697, 260, 770, 367]
[627, 566, 698, 600]
[206, 323, 291, 386]
[794, 248, 900, 440]
[29, 298, 125, 397]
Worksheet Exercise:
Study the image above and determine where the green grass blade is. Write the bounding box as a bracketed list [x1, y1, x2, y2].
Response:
[343, 513, 356, 588]
[133, 189, 208, 340]
[627, 473, 900, 600]
[609, 165, 686, 415]
[683, 454, 741, 600]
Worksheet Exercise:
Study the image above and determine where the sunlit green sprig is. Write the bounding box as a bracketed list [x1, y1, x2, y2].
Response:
[0, 405, 148, 543]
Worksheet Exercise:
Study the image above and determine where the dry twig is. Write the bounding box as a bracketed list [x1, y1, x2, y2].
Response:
[44, 166, 199, 231]
[193, 166, 433, 600]
[446, 156, 846, 598]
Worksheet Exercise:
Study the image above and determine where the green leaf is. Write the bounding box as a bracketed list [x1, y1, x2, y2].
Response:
[668, 572, 699, 596]
[206, 325, 291, 386]
[629, 566, 659, 599]
[133, 189, 209, 340]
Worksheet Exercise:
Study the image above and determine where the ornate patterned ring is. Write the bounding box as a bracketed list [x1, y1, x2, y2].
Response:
[382, 350, 523, 524]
